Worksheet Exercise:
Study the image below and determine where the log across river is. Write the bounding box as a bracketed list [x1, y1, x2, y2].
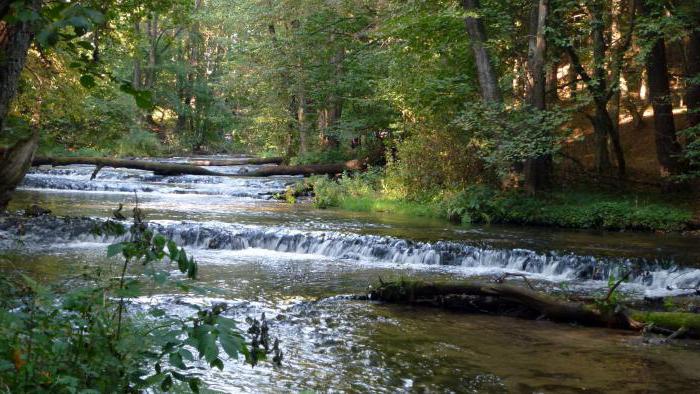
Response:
[32, 156, 365, 177]
[4, 156, 700, 392]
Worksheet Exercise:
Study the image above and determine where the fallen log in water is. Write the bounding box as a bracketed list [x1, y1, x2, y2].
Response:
[185, 157, 284, 166]
[32, 156, 366, 178]
[240, 159, 366, 177]
[369, 279, 700, 337]
[32, 156, 225, 178]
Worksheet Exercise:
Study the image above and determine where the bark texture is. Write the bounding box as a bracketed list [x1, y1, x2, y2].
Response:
[185, 157, 284, 166]
[686, 30, 700, 129]
[0, 132, 39, 209]
[523, 0, 550, 193]
[461, 0, 501, 103]
[240, 159, 365, 177]
[639, 1, 684, 178]
[0, 0, 40, 131]
[0, 0, 42, 210]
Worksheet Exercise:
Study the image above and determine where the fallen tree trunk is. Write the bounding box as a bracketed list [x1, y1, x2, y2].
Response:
[32, 156, 366, 178]
[184, 157, 284, 166]
[236, 159, 366, 177]
[32, 156, 225, 178]
[370, 279, 700, 337]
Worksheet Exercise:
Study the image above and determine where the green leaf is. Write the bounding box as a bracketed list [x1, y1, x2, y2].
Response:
[79, 74, 96, 89]
[179, 348, 195, 361]
[76, 40, 94, 50]
[167, 240, 179, 260]
[169, 352, 187, 369]
[187, 258, 198, 279]
[37, 29, 59, 47]
[177, 250, 188, 273]
[219, 333, 243, 360]
[107, 242, 125, 258]
[188, 378, 201, 393]
[140, 373, 164, 388]
[160, 375, 173, 391]
[114, 280, 142, 298]
[193, 327, 218, 362]
[67, 16, 91, 30]
[210, 358, 224, 371]
[153, 234, 166, 251]
[149, 308, 166, 317]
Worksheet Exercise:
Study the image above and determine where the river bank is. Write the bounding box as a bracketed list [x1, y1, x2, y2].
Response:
[305, 172, 698, 233]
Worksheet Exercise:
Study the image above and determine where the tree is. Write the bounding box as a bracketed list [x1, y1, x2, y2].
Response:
[461, 0, 501, 103]
[523, 0, 551, 193]
[639, 0, 685, 180]
[554, 0, 636, 178]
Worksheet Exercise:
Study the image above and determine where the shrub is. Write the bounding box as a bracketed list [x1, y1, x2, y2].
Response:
[0, 210, 278, 392]
[117, 128, 163, 157]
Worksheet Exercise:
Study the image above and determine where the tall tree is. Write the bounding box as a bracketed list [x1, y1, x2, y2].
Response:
[0, 0, 42, 210]
[557, 0, 636, 178]
[523, 0, 550, 193]
[685, 23, 700, 129]
[639, 0, 684, 179]
[461, 0, 501, 103]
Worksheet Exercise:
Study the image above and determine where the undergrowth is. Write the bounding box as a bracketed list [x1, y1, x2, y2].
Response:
[308, 172, 693, 232]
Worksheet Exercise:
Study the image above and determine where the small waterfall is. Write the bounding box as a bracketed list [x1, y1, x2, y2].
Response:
[154, 221, 700, 293]
[20, 166, 291, 199]
[4, 216, 695, 295]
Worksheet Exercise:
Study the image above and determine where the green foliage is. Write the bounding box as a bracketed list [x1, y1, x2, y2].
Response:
[310, 168, 384, 209]
[290, 148, 349, 166]
[116, 128, 163, 157]
[311, 171, 692, 231]
[452, 103, 571, 179]
[679, 124, 700, 180]
[0, 206, 278, 392]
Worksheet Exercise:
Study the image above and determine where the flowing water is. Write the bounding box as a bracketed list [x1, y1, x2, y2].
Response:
[2, 157, 700, 393]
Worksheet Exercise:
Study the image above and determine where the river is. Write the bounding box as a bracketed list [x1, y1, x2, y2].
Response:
[2, 157, 700, 392]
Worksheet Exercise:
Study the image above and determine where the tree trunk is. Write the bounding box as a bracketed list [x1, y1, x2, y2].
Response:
[564, 6, 627, 178]
[640, 2, 684, 178]
[240, 159, 366, 177]
[185, 157, 284, 166]
[1, 132, 39, 210]
[32, 157, 364, 178]
[297, 88, 309, 155]
[461, 0, 501, 103]
[646, 37, 684, 177]
[0, 1, 39, 132]
[370, 279, 700, 337]
[132, 20, 143, 90]
[686, 30, 700, 129]
[33, 157, 224, 177]
[590, 3, 616, 175]
[0, 0, 41, 211]
[592, 104, 614, 173]
[523, 0, 550, 194]
[319, 37, 344, 149]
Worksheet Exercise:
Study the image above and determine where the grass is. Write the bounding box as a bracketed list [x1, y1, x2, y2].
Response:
[333, 195, 442, 218]
[308, 173, 694, 232]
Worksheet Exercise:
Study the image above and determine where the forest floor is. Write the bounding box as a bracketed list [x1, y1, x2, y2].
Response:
[561, 109, 700, 219]
[562, 108, 689, 184]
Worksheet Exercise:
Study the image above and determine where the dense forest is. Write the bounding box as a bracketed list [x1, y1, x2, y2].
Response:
[2, 0, 700, 392]
[2, 0, 700, 207]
